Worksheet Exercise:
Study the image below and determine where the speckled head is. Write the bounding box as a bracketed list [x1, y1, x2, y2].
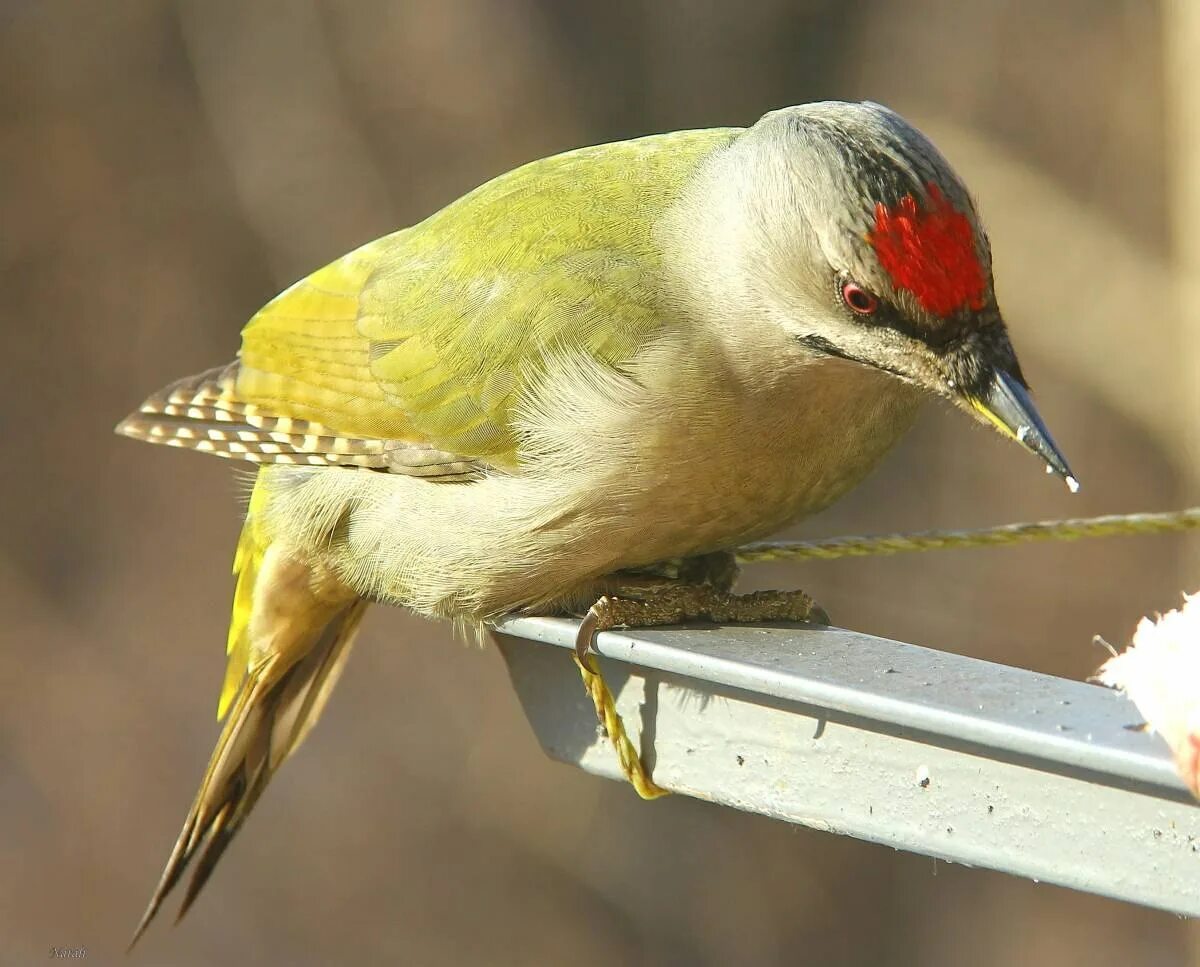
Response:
[699, 101, 1075, 488]
[745, 101, 995, 336]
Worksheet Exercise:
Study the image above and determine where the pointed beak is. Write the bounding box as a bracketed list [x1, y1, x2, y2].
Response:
[966, 370, 1079, 492]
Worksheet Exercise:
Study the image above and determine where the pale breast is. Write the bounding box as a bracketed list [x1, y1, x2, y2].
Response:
[268, 337, 923, 620]
[553, 342, 924, 569]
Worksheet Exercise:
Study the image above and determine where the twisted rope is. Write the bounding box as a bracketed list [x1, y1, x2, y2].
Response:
[736, 507, 1200, 563]
[571, 507, 1200, 801]
[573, 653, 669, 799]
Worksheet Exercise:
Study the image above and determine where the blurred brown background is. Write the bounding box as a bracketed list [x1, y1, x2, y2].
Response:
[3, 1, 1198, 964]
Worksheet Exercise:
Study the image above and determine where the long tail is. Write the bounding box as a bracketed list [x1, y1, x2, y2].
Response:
[130, 482, 366, 948]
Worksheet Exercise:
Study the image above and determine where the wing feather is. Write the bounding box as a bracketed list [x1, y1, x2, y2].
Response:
[119, 128, 738, 471]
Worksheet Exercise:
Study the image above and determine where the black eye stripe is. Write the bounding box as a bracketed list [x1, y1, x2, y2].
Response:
[833, 274, 962, 350]
[796, 334, 911, 380]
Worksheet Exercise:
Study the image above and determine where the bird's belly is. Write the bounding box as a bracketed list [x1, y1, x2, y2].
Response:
[587, 358, 923, 566]
[274, 357, 922, 619]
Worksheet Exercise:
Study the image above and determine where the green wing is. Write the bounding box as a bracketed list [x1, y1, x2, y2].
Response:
[234, 128, 738, 468]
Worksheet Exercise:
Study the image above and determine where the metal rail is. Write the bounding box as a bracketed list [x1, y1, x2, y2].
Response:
[493, 617, 1200, 917]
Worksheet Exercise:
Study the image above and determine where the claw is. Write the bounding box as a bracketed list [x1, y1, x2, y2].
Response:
[575, 606, 600, 662]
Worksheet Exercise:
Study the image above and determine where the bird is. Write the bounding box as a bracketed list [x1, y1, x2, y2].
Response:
[116, 100, 1074, 943]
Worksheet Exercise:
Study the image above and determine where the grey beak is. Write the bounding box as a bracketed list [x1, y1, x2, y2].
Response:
[968, 370, 1078, 492]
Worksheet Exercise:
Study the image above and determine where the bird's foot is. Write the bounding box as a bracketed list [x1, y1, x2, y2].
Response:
[571, 574, 829, 799]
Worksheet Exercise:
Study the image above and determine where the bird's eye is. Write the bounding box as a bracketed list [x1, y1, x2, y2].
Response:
[841, 281, 879, 315]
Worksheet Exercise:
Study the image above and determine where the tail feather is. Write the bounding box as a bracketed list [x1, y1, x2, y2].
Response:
[130, 530, 366, 949]
[115, 362, 389, 467]
[116, 363, 487, 479]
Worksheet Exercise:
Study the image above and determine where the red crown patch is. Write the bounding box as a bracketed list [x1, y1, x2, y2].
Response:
[868, 183, 986, 317]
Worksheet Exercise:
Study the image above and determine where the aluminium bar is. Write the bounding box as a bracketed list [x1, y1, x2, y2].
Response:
[493, 617, 1200, 917]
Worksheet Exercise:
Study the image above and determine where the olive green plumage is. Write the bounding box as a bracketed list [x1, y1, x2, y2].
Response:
[236, 128, 737, 465]
[117, 102, 1070, 944]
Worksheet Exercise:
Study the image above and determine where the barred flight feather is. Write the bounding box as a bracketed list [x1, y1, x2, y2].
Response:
[116, 363, 390, 468]
[116, 362, 486, 479]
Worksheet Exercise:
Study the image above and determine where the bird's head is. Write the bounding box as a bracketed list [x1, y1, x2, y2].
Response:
[679, 100, 1076, 490]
